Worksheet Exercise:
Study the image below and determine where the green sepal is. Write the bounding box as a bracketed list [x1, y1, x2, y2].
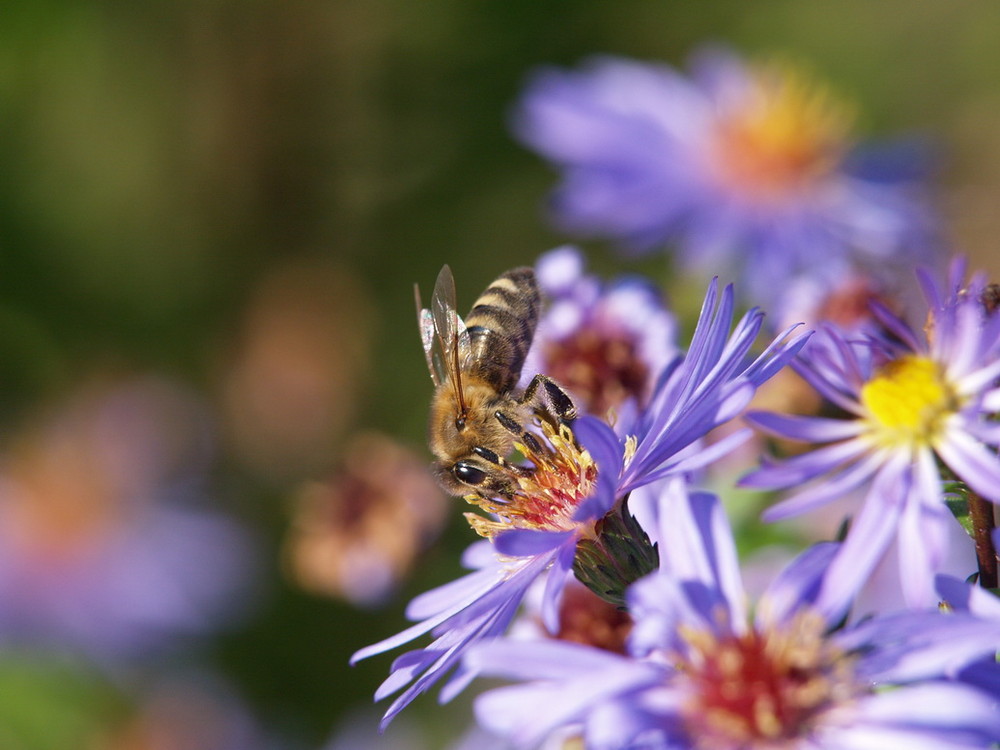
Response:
[944, 481, 975, 539]
[572, 494, 659, 608]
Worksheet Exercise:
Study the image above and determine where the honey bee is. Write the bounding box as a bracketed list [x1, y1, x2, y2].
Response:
[416, 264, 577, 497]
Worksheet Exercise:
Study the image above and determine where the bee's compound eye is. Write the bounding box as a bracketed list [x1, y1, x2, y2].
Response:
[453, 461, 487, 486]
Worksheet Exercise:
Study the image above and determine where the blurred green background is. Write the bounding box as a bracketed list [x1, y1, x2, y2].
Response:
[2, 2, 1000, 748]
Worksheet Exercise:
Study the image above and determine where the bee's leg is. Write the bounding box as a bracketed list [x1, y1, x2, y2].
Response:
[494, 410, 546, 457]
[472, 445, 532, 477]
[520, 374, 577, 422]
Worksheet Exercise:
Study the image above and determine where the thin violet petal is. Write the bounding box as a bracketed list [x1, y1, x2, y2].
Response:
[936, 428, 1000, 503]
[744, 412, 865, 443]
[758, 448, 883, 521]
[405, 564, 501, 621]
[815, 462, 907, 621]
[851, 683, 1000, 734]
[757, 542, 838, 629]
[633, 428, 751, 490]
[574, 415, 625, 479]
[744, 439, 871, 492]
[540, 542, 576, 633]
[896, 487, 951, 607]
[493, 528, 572, 558]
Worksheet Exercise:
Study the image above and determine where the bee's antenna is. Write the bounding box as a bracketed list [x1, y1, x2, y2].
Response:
[452, 330, 468, 424]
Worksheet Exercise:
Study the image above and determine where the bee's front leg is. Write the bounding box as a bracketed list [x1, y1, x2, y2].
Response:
[493, 411, 546, 456]
[472, 445, 533, 478]
[519, 374, 577, 423]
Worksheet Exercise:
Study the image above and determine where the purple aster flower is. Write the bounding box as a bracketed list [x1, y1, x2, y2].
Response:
[352, 277, 807, 728]
[0, 377, 255, 662]
[514, 47, 938, 303]
[468, 480, 1000, 749]
[742, 257, 1000, 607]
[519, 246, 678, 419]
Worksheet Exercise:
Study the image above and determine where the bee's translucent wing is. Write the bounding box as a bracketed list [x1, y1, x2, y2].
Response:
[415, 282, 444, 387]
[431, 265, 471, 410]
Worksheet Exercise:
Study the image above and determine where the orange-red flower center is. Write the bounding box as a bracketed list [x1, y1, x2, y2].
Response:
[465, 421, 597, 540]
[676, 611, 858, 748]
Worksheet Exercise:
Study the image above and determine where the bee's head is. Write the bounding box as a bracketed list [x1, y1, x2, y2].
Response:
[433, 457, 514, 498]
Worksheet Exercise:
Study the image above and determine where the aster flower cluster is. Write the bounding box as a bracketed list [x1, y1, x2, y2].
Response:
[353, 45, 1000, 750]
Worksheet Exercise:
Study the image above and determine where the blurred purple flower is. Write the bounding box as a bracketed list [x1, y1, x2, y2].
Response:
[468, 481, 1000, 749]
[514, 47, 938, 303]
[0, 377, 255, 662]
[520, 246, 677, 419]
[352, 277, 807, 728]
[742, 258, 1000, 606]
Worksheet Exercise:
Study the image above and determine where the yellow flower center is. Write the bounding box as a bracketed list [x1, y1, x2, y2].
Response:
[677, 610, 859, 748]
[711, 61, 853, 200]
[464, 420, 598, 539]
[860, 355, 960, 449]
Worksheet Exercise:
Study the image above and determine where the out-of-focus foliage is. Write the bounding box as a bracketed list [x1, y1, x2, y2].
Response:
[2, 1, 1000, 748]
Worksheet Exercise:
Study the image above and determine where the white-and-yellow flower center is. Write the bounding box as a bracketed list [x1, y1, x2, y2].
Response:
[464, 420, 598, 539]
[860, 355, 960, 449]
[710, 62, 853, 200]
[676, 610, 859, 748]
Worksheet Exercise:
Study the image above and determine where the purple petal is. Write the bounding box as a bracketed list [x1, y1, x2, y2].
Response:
[656, 484, 745, 629]
[470, 641, 663, 748]
[758, 448, 884, 521]
[468, 638, 626, 680]
[756, 542, 838, 628]
[635, 428, 751, 489]
[895, 452, 950, 607]
[540, 542, 576, 633]
[936, 574, 1000, 619]
[936, 428, 1000, 503]
[848, 612, 1000, 683]
[744, 438, 871, 492]
[851, 683, 1000, 738]
[826, 726, 994, 750]
[493, 528, 573, 558]
[352, 567, 500, 664]
[574, 415, 625, 479]
[869, 300, 922, 352]
[438, 664, 478, 705]
[741, 323, 812, 386]
[815, 461, 907, 621]
[713, 381, 757, 424]
[627, 572, 720, 655]
[744, 411, 865, 443]
[474, 665, 659, 750]
[585, 696, 672, 750]
[406, 560, 501, 621]
[981, 389, 1000, 412]
[954, 356, 1000, 394]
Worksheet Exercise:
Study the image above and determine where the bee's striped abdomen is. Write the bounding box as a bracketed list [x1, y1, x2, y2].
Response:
[465, 267, 539, 393]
